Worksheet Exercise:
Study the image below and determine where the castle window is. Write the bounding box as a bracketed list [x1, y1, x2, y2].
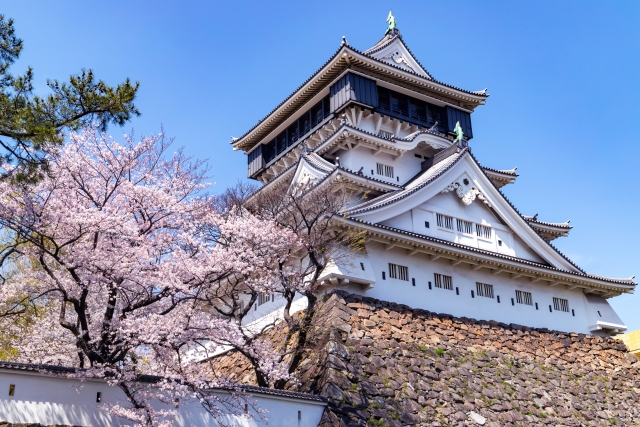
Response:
[389, 263, 409, 281]
[436, 213, 453, 230]
[476, 282, 494, 298]
[287, 122, 299, 145]
[311, 102, 324, 126]
[360, 262, 365, 270]
[456, 219, 473, 235]
[378, 89, 390, 110]
[476, 224, 492, 239]
[376, 163, 394, 178]
[428, 104, 442, 128]
[409, 99, 428, 122]
[515, 290, 533, 305]
[434, 273, 453, 290]
[553, 297, 569, 312]
[390, 92, 408, 116]
[379, 130, 394, 139]
[257, 292, 271, 306]
[300, 113, 311, 134]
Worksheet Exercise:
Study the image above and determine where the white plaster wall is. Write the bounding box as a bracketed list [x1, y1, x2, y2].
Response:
[379, 192, 546, 264]
[352, 242, 594, 334]
[0, 370, 325, 427]
[337, 146, 423, 185]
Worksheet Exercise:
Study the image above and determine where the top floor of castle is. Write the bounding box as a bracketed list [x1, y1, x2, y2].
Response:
[231, 27, 488, 183]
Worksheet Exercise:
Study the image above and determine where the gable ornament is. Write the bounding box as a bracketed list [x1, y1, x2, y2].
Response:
[381, 50, 415, 72]
[442, 181, 492, 208]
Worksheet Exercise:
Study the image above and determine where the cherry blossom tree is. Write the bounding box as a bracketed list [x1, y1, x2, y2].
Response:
[0, 126, 299, 426]
[210, 175, 365, 390]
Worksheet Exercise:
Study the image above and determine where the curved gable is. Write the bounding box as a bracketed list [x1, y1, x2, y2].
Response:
[348, 151, 582, 272]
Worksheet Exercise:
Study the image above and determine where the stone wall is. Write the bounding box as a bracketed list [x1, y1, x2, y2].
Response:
[215, 291, 640, 426]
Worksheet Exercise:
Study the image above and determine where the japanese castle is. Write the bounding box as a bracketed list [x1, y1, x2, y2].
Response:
[231, 18, 635, 336]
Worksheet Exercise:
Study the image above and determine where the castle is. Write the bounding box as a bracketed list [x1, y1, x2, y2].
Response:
[231, 17, 635, 336]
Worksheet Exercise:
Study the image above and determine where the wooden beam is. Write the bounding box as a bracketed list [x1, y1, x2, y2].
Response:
[385, 244, 397, 251]
[450, 258, 463, 266]
[408, 248, 420, 256]
[374, 116, 382, 134]
[356, 110, 363, 127]
[511, 273, 523, 279]
[492, 269, 504, 275]
[472, 264, 484, 271]
[548, 282, 561, 287]
[430, 254, 442, 261]
[530, 277, 543, 283]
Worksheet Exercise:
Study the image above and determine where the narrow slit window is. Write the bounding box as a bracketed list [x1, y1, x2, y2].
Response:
[476, 224, 492, 239]
[476, 282, 494, 298]
[515, 290, 533, 306]
[376, 163, 394, 178]
[434, 273, 453, 290]
[456, 219, 473, 234]
[436, 213, 454, 230]
[360, 262, 365, 271]
[257, 292, 271, 306]
[389, 263, 409, 281]
[553, 297, 569, 312]
[8, 384, 14, 396]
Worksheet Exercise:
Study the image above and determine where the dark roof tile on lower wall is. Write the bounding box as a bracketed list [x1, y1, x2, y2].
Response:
[213, 291, 640, 426]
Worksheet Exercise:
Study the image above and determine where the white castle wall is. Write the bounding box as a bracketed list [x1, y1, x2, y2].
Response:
[334, 241, 610, 335]
[0, 369, 326, 427]
[380, 192, 546, 264]
[337, 145, 425, 185]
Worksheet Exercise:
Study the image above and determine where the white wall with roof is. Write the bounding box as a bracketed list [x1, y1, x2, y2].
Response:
[352, 242, 598, 334]
[0, 368, 326, 427]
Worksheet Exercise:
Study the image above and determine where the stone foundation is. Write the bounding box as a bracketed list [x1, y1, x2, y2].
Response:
[215, 291, 640, 426]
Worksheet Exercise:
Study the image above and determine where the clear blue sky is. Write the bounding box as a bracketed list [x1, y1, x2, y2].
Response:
[4, 1, 639, 330]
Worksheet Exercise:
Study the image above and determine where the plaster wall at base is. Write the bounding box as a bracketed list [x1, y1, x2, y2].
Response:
[0, 370, 325, 427]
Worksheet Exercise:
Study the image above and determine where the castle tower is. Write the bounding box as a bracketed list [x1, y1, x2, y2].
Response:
[230, 18, 634, 336]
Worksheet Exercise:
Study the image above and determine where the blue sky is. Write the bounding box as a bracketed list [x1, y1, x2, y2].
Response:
[3, 1, 639, 330]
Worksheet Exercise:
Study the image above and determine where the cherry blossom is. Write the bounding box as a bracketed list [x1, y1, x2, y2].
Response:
[0, 126, 299, 426]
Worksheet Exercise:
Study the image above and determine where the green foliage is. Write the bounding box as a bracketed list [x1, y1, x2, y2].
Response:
[435, 347, 445, 357]
[0, 15, 140, 181]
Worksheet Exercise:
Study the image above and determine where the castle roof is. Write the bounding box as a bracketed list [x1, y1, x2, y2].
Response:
[232, 33, 488, 152]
